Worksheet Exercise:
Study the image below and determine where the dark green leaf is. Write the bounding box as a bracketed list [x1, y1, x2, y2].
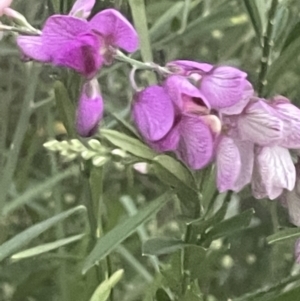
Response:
[82, 192, 173, 274]
[205, 209, 255, 241]
[142, 238, 185, 256]
[243, 0, 263, 40]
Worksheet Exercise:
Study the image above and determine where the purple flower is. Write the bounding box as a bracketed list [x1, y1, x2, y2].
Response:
[132, 75, 220, 169]
[167, 60, 248, 110]
[17, 9, 139, 78]
[76, 78, 103, 137]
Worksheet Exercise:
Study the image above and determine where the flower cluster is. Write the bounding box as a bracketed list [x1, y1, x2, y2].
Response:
[2, 0, 300, 225]
[132, 60, 300, 210]
[16, 0, 138, 137]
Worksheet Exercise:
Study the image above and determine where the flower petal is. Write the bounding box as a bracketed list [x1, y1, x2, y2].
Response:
[237, 99, 283, 145]
[150, 125, 180, 152]
[233, 140, 254, 191]
[200, 66, 247, 109]
[219, 81, 254, 115]
[167, 60, 213, 74]
[272, 100, 300, 148]
[216, 136, 241, 192]
[42, 16, 102, 77]
[176, 114, 214, 169]
[0, 0, 12, 16]
[252, 146, 296, 200]
[281, 187, 300, 227]
[132, 85, 175, 142]
[17, 35, 50, 61]
[164, 75, 210, 111]
[69, 0, 95, 19]
[76, 79, 103, 137]
[90, 9, 139, 52]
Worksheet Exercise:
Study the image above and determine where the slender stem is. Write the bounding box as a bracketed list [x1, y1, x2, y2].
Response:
[177, 0, 191, 34]
[0, 24, 41, 35]
[181, 223, 192, 295]
[257, 0, 278, 96]
[114, 50, 171, 75]
[127, 0, 157, 84]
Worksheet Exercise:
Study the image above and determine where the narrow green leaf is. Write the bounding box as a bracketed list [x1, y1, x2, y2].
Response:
[82, 192, 173, 274]
[153, 155, 197, 191]
[149, 1, 184, 41]
[11, 234, 85, 260]
[282, 20, 300, 51]
[243, 0, 263, 40]
[128, 0, 156, 84]
[265, 36, 300, 94]
[0, 206, 86, 262]
[267, 227, 300, 244]
[2, 165, 80, 216]
[100, 129, 156, 160]
[54, 80, 76, 137]
[142, 238, 185, 256]
[205, 209, 255, 241]
[90, 269, 124, 301]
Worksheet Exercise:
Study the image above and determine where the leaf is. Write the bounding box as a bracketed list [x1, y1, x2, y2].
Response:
[282, 20, 300, 51]
[204, 209, 255, 242]
[155, 288, 172, 301]
[2, 165, 80, 216]
[265, 36, 300, 95]
[267, 227, 300, 244]
[11, 234, 85, 260]
[243, 0, 263, 40]
[142, 238, 185, 256]
[153, 154, 197, 191]
[54, 80, 76, 137]
[100, 129, 156, 160]
[82, 192, 173, 274]
[0, 206, 86, 262]
[149, 1, 185, 41]
[89, 269, 124, 301]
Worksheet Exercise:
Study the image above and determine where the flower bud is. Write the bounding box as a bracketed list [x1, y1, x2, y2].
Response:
[76, 79, 103, 137]
[0, 0, 12, 16]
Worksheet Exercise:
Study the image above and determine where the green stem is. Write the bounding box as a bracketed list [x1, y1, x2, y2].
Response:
[114, 50, 171, 75]
[257, 0, 278, 96]
[0, 64, 40, 209]
[127, 0, 157, 84]
[0, 24, 41, 35]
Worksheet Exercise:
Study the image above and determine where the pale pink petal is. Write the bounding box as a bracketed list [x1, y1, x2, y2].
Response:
[69, 0, 95, 19]
[281, 188, 300, 227]
[164, 75, 210, 111]
[252, 146, 296, 200]
[90, 9, 139, 52]
[132, 85, 174, 142]
[167, 60, 213, 74]
[0, 0, 12, 16]
[232, 140, 254, 191]
[219, 81, 254, 115]
[272, 101, 300, 148]
[176, 114, 214, 169]
[200, 66, 247, 109]
[216, 136, 241, 192]
[237, 99, 283, 146]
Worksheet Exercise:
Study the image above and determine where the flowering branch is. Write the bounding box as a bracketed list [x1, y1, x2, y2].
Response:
[257, 0, 278, 96]
[114, 50, 172, 76]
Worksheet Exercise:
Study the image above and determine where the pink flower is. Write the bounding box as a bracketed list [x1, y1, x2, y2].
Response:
[132, 75, 220, 169]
